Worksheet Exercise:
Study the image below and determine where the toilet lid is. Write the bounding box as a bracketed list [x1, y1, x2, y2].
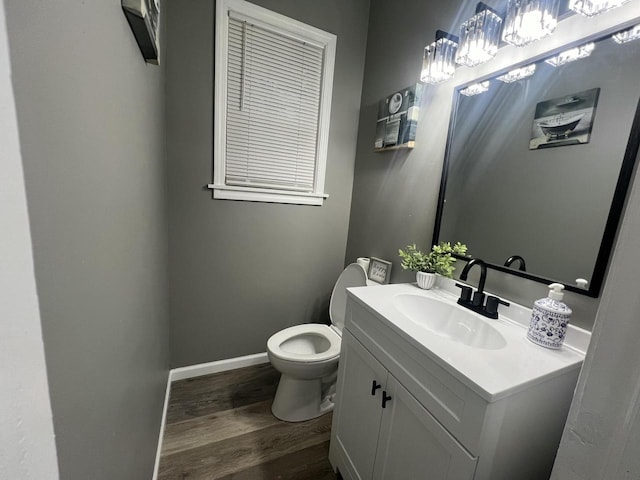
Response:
[329, 263, 368, 332]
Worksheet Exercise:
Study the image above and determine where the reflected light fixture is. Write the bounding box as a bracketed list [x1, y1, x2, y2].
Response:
[545, 42, 595, 66]
[613, 23, 640, 43]
[455, 2, 503, 67]
[460, 81, 491, 96]
[569, 0, 631, 17]
[502, 0, 560, 47]
[496, 63, 537, 82]
[421, 30, 459, 84]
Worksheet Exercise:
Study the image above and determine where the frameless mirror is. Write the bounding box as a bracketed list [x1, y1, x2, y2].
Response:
[434, 30, 640, 297]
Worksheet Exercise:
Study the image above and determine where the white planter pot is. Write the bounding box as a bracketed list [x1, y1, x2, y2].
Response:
[416, 272, 436, 290]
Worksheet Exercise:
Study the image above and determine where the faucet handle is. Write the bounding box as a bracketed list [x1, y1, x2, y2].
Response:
[472, 291, 485, 307]
[485, 296, 510, 318]
[455, 283, 472, 302]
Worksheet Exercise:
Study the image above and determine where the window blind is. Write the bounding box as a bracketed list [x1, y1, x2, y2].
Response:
[225, 14, 324, 192]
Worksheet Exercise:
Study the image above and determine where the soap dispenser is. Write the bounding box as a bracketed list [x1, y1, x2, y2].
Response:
[527, 283, 572, 349]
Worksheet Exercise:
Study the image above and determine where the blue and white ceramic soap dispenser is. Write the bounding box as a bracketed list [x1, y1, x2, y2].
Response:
[527, 283, 572, 349]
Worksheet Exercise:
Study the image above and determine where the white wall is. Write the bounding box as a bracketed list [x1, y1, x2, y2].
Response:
[0, 1, 58, 477]
[552, 147, 640, 478]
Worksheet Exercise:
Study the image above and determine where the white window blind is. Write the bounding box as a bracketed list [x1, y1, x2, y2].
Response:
[226, 15, 323, 192]
[211, 0, 336, 206]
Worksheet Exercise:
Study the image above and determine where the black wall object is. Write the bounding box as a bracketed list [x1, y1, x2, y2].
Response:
[122, 0, 159, 65]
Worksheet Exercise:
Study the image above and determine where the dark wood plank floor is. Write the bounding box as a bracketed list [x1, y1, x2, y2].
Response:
[158, 363, 338, 480]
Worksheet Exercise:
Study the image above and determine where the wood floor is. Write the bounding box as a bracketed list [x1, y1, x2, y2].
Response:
[158, 363, 338, 479]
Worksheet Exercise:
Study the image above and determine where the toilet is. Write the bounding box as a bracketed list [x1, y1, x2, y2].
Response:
[267, 263, 369, 422]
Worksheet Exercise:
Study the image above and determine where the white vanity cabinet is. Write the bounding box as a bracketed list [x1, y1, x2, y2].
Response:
[331, 330, 477, 480]
[329, 288, 584, 480]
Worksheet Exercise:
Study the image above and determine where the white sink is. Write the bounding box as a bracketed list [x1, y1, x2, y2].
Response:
[393, 293, 507, 350]
[346, 282, 589, 401]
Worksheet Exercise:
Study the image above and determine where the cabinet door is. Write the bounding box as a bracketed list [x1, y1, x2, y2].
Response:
[373, 376, 478, 480]
[330, 330, 388, 480]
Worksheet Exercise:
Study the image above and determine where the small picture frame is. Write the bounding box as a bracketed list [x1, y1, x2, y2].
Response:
[368, 257, 393, 284]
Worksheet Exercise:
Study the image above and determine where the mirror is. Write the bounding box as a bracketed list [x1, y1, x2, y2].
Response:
[434, 30, 640, 297]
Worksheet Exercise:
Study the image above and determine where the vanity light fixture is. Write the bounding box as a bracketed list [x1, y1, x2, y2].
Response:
[496, 63, 537, 82]
[460, 81, 491, 96]
[421, 30, 459, 84]
[613, 23, 640, 43]
[455, 2, 503, 67]
[545, 42, 595, 66]
[502, 0, 561, 47]
[569, 0, 631, 17]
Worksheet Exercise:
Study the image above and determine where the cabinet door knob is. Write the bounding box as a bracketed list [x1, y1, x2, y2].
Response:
[382, 391, 392, 408]
[371, 380, 382, 396]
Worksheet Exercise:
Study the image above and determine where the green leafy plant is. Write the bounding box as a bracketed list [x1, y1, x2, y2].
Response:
[398, 242, 468, 277]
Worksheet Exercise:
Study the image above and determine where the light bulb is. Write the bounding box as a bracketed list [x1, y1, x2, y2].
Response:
[502, 0, 560, 47]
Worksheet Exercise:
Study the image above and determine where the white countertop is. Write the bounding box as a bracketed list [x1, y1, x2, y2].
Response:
[346, 280, 590, 402]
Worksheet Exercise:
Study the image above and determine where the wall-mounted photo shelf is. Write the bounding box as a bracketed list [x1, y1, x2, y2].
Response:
[373, 141, 416, 152]
[122, 0, 160, 65]
[374, 84, 421, 151]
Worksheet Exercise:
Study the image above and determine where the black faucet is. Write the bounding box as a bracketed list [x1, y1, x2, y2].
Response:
[459, 258, 487, 306]
[455, 258, 509, 319]
[504, 255, 527, 271]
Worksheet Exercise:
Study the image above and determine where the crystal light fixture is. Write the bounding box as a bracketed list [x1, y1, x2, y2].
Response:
[502, 0, 560, 47]
[545, 42, 595, 66]
[496, 64, 537, 82]
[455, 3, 503, 67]
[613, 24, 640, 44]
[421, 30, 459, 84]
[569, 0, 631, 17]
[460, 81, 491, 96]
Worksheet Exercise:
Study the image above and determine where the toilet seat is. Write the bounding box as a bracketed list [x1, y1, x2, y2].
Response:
[267, 263, 368, 364]
[267, 324, 341, 363]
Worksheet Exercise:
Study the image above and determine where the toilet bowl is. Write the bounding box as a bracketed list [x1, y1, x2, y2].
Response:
[267, 263, 369, 422]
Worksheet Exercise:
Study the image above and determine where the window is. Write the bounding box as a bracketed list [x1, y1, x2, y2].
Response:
[209, 0, 336, 206]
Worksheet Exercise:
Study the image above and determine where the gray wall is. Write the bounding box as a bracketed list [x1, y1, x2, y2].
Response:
[164, 0, 370, 367]
[345, 0, 470, 283]
[4, 1, 170, 478]
[345, 0, 603, 330]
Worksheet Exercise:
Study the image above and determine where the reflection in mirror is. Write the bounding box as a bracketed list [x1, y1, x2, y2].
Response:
[435, 30, 640, 297]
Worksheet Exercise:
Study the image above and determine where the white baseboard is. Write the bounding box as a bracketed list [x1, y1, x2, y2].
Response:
[152, 352, 270, 479]
[152, 372, 171, 480]
[170, 352, 269, 382]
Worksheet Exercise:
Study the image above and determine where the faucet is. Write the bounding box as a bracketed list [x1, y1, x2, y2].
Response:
[455, 258, 509, 319]
[459, 258, 487, 306]
[504, 255, 527, 271]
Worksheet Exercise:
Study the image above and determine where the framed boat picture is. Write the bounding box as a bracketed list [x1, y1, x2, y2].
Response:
[529, 88, 600, 150]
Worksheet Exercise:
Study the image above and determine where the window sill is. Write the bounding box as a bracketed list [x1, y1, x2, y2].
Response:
[207, 184, 328, 206]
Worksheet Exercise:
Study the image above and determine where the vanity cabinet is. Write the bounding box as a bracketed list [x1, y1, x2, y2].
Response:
[329, 293, 582, 480]
[332, 330, 476, 480]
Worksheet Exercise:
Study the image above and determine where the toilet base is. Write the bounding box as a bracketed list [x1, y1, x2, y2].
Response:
[271, 374, 335, 422]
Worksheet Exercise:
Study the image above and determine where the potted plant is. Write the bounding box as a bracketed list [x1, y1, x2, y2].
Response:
[398, 242, 468, 289]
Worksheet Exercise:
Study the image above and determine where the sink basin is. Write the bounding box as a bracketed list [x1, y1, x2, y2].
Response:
[393, 294, 507, 350]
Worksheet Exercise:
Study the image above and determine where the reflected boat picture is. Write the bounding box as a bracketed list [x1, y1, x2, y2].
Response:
[537, 113, 585, 139]
[530, 89, 599, 149]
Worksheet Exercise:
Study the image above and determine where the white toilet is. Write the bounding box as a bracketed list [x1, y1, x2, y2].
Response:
[267, 263, 369, 422]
